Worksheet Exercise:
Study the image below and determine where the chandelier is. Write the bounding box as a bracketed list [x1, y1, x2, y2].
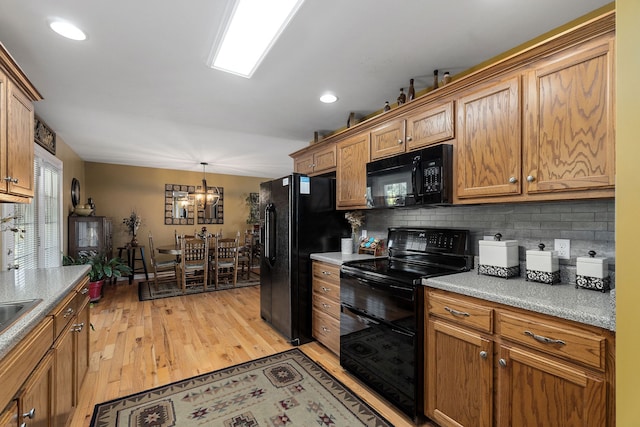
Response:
[192, 162, 220, 209]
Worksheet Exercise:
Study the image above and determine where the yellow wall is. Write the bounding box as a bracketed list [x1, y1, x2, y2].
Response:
[616, 0, 639, 424]
[50, 136, 85, 254]
[83, 162, 269, 251]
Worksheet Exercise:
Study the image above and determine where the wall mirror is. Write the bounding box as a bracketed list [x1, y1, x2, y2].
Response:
[165, 184, 224, 225]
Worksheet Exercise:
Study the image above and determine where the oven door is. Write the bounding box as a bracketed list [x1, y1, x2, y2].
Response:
[340, 304, 416, 417]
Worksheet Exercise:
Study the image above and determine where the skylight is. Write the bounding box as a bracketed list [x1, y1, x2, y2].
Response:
[207, 0, 305, 78]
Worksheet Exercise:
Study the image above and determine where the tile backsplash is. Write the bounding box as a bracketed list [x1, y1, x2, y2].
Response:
[361, 199, 615, 286]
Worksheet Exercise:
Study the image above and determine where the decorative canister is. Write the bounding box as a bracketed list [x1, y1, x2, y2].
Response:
[576, 250, 610, 292]
[478, 233, 520, 279]
[525, 243, 560, 285]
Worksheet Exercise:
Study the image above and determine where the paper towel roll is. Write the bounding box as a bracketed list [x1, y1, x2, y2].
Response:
[341, 238, 353, 254]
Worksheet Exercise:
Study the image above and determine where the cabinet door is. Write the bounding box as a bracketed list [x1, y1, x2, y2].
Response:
[406, 101, 454, 151]
[426, 319, 493, 427]
[20, 351, 54, 427]
[74, 297, 90, 404]
[0, 400, 18, 427]
[5, 81, 34, 198]
[311, 143, 337, 174]
[456, 76, 521, 198]
[524, 36, 615, 193]
[54, 325, 75, 427]
[496, 345, 606, 427]
[336, 133, 370, 209]
[293, 153, 314, 175]
[370, 119, 405, 160]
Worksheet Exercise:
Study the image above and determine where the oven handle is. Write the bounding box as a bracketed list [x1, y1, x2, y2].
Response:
[341, 304, 380, 326]
[354, 276, 414, 293]
[392, 328, 414, 338]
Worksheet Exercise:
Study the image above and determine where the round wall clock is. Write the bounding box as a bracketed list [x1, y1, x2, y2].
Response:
[71, 178, 80, 207]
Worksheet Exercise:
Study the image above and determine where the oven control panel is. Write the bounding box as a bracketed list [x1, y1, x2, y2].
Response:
[388, 227, 469, 256]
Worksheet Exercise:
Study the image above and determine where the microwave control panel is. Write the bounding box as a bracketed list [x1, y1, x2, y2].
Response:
[423, 159, 442, 193]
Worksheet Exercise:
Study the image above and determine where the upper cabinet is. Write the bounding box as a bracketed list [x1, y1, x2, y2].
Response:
[0, 43, 43, 203]
[523, 34, 615, 194]
[336, 132, 370, 209]
[406, 101, 454, 151]
[292, 142, 337, 176]
[370, 119, 406, 161]
[456, 76, 522, 199]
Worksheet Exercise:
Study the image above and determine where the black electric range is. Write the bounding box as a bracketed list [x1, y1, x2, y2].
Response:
[339, 227, 472, 420]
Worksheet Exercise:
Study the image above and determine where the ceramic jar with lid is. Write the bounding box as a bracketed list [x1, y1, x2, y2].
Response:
[576, 250, 610, 292]
[526, 243, 560, 285]
[478, 233, 520, 278]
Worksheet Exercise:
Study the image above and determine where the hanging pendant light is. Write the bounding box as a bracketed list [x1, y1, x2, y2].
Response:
[194, 162, 220, 209]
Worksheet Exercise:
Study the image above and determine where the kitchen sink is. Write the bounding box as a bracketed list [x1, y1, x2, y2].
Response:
[0, 299, 42, 334]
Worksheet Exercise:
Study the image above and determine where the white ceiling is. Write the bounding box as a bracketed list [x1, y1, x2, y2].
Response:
[0, 0, 611, 178]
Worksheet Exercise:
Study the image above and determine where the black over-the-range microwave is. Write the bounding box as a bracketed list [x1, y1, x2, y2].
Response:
[366, 144, 453, 208]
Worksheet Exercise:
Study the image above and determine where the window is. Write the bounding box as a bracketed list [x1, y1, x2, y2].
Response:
[2, 145, 63, 270]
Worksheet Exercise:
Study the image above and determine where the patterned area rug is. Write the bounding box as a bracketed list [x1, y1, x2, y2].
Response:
[90, 348, 392, 427]
[138, 271, 260, 301]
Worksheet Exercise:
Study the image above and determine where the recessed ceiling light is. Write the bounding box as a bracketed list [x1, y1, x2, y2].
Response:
[207, 0, 305, 78]
[320, 93, 338, 103]
[49, 20, 86, 41]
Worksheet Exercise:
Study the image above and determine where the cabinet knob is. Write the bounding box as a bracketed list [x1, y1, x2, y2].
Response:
[406, 136, 413, 142]
[499, 358, 507, 367]
[527, 175, 535, 182]
[479, 351, 488, 359]
[508, 176, 517, 184]
[397, 139, 404, 145]
[22, 408, 35, 419]
[4, 176, 19, 184]
[81, 287, 89, 295]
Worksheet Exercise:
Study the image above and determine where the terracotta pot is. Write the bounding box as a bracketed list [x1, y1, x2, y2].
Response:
[89, 279, 105, 302]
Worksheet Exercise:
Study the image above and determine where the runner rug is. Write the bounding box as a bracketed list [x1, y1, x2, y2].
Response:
[138, 271, 260, 301]
[90, 348, 392, 427]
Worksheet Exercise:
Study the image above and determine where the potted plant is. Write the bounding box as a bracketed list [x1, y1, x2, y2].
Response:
[63, 252, 132, 302]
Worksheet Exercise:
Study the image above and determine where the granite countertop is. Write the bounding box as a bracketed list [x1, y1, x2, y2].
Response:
[310, 252, 379, 266]
[424, 270, 616, 331]
[0, 265, 90, 360]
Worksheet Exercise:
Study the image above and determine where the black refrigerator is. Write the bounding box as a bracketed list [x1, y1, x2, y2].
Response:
[260, 173, 349, 345]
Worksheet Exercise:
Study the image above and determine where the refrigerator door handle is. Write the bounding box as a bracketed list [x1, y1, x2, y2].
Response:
[265, 203, 276, 267]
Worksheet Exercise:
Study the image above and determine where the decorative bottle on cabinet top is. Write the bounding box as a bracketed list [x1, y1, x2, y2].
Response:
[432, 69, 439, 90]
[397, 88, 406, 105]
[383, 101, 391, 112]
[408, 79, 415, 101]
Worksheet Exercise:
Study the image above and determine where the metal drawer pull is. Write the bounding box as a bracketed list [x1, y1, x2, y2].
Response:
[73, 322, 85, 332]
[444, 306, 470, 317]
[322, 271, 332, 275]
[81, 287, 89, 294]
[321, 287, 330, 292]
[322, 303, 331, 308]
[321, 326, 330, 332]
[63, 307, 75, 318]
[524, 330, 566, 346]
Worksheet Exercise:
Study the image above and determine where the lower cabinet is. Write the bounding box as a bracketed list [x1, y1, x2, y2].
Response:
[311, 261, 341, 355]
[425, 289, 615, 427]
[19, 350, 55, 427]
[0, 401, 18, 427]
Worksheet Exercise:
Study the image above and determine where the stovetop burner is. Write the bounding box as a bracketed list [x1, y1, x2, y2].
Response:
[341, 227, 472, 285]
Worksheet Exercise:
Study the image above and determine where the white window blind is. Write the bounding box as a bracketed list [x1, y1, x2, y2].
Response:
[10, 145, 63, 270]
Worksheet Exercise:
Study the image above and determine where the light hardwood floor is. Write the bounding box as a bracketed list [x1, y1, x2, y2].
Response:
[71, 281, 435, 427]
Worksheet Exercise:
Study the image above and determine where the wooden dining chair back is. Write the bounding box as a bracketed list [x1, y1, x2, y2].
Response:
[177, 236, 209, 293]
[237, 230, 253, 281]
[212, 235, 239, 288]
[148, 232, 178, 290]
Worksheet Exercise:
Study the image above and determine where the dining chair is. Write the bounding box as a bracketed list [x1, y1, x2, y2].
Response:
[177, 236, 209, 293]
[148, 232, 178, 290]
[237, 230, 253, 281]
[212, 235, 239, 288]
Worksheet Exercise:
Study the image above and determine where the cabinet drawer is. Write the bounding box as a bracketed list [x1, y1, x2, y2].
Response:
[428, 292, 493, 333]
[52, 294, 77, 339]
[313, 293, 340, 319]
[498, 311, 605, 370]
[312, 277, 340, 302]
[312, 262, 340, 285]
[312, 310, 340, 355]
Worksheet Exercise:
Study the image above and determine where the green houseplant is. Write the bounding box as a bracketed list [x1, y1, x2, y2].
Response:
[63, 252, 132, 302]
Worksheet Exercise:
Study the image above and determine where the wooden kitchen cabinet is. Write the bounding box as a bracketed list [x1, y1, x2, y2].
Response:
[311, 261, 341, 355]
[336, 132, 370, 209]
[370, 119, 406, 161]
[0, 400, 18, 427]
[0, 44, 42, 203]
[406, 101, 454, 151]
[456, 76, 522, 199]
[19, 350, 54, 427]
[68, 216, 113, 259]
[53, 277, 90, 427]
[292, 142, 337, 176]
[424, 289, 615, 427]
[426, 292, 493, 427]
[523, 34, 615, 195]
